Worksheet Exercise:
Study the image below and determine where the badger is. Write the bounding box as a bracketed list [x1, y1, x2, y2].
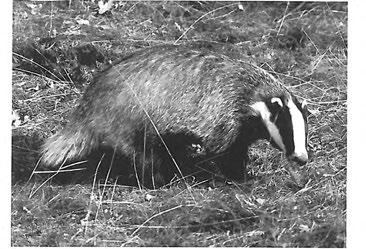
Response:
[41, 45, 309, 187]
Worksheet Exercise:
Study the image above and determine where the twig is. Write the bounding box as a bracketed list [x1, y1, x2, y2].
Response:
[101, 200, 144, 206]
[133, 151, 142, 191]
[276, 2, 290, 36]
[21, 93, 74, 103]
[84, 154, 105, 235]
[302, 29, 319, 54]
[325, 2, 347, 48]
[29, 157, 68, 198]
[13, 68, 69, 85]
[174, 3, 237, 44]
[32, 168, 86, 174]
[130, 205, 184, 237]
[128, 214, 259, 232]
[12, 52, 66, 83]
[109, 177, 118, 204]
[95, 149, 116, 220]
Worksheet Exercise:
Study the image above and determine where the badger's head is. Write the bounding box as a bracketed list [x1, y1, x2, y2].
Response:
[251, 92, 309, 165]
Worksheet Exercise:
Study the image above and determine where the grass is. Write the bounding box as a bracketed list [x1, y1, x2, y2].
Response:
[12, 1, 347, 247]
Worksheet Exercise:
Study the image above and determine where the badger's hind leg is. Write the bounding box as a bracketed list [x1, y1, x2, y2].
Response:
[127, 131, 177, 188]
[129, 148, 170, 189]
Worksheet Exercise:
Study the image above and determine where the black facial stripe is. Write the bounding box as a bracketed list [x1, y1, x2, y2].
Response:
[275, 106, 295, 155]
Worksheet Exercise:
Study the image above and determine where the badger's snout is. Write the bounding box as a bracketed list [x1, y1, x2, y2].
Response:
[289, 152, 308, 165]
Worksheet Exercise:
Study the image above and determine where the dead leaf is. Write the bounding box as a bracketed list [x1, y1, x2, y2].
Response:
[299, 224, 310, 232]
[256, 198, 266, 205]
[12, 110, 21, 128]
[98, 0, 114, 15]
[76, 19, 90, 26]
[145, 194, 155, 201]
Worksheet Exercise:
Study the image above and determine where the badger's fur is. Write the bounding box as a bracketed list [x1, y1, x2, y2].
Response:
[41, 45, 309, 187]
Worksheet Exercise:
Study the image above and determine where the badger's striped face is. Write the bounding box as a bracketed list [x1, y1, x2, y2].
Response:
[251, 94, 309, 165]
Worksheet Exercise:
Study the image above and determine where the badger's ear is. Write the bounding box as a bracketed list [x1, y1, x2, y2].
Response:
[271, 97, 283, 108]
[269, 97, 283, 122]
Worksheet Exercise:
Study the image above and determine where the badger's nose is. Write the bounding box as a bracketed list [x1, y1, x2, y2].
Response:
[289, 152, 308, 165]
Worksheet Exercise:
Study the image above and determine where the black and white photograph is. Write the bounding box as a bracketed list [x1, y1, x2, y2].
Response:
[9, 0, 350, 247]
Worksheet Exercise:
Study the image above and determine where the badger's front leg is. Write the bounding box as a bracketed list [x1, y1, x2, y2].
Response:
[214, 143, 249, 181]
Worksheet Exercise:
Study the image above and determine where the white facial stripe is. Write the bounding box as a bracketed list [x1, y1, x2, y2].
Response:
[250, 101, 286, 152]
[287, 97, 308, 160]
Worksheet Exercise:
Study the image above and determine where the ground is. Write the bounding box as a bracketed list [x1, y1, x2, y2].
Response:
[11, 1, 347, 247]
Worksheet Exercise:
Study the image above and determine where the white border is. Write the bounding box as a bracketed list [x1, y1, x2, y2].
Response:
[348, 0, 366, 248]
[0, 0, 12, 247]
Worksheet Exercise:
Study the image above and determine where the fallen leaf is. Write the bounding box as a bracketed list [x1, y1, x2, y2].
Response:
[76, 19, 90, 26]
[299, 224, 310, 232]
[256, 198, 266, 205]
[98, 0, 114, 15]
[145, 194, 155, 201]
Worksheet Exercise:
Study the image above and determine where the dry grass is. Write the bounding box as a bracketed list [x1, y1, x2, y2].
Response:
[12, 1, 346, 247]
